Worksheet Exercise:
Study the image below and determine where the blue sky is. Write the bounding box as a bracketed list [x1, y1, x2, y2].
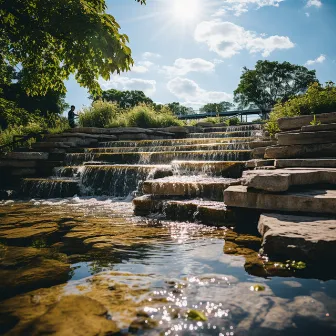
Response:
[65, 0, 336, 112]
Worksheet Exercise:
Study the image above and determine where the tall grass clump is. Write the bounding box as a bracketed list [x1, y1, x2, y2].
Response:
[79, 100, 121, 127]
[108, 104, 184, 128]
[266, 82, 336, 135]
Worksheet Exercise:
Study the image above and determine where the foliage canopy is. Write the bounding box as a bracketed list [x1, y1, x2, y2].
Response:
[0, 0, 145, 96]
[234, 60, 318, 112]
[200, 102, 234, 115]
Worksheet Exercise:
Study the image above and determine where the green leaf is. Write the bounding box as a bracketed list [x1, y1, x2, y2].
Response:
[187, 309, 207, 321]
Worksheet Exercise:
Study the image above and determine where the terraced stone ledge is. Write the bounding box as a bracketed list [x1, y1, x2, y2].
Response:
[133, 195, 235, 226]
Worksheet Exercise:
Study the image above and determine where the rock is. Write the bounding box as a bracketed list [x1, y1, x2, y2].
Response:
[278, 111, 336, 131]
[224, 185, 336, 214]
[171, 160, 245, 178]
[0, 152, 48, 160]
[118, 133, 148, 140]
[252, 147, 267, 159]
[16, 295, 118, 336]
[258, 213, 336, 261]
[0, 160, 37, 168]
[264, 143, 336, 159]
[277, 131, 336, 146]
[143, 176, 241, 201]
[163, 126, 189, 134]
[301, 122, 336, 132]
[245, 159, 275, 168]
[242, 168, 336, 192]
[0, 246, 70, 300]
[133, 196, 235, 225]
[195, 122, 214, 127]
[275, 158, 336, 168]
[32, 142, 73, 149]
[11, 168, 36, 176]
[249, 140, 277, 149]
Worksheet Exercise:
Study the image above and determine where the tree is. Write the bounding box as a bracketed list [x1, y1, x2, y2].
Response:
[234, 60, 318, 118]
[167, 102, 194, 116]
[0, 0, 146, 96]
[97, 89, 153, 108]
[200, 102, 234, 115]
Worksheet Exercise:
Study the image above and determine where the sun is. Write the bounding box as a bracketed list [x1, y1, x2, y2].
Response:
[172, 0, 201, 22]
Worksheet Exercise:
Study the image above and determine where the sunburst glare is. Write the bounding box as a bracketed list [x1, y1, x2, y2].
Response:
[171, 0, 201, 22]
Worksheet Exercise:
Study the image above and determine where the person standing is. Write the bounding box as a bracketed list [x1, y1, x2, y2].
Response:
[68, 105, 78, 128]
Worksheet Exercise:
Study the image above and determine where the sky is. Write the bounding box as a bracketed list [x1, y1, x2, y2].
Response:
[65, 0, 336, 112]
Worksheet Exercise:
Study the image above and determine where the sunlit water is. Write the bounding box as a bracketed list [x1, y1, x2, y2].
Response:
[0, 198, 335, 335]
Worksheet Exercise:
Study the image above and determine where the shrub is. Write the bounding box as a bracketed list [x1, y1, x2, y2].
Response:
[224, 117, 240, 126]
[266, 82, 336, 135]
[79, 100, 120, 127]
[107, 104, 183, 128]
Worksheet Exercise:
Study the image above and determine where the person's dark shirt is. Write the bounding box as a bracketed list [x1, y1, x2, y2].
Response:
[68, 110, 75, 121]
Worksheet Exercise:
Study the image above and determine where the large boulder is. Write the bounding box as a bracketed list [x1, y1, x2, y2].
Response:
[277, 131, 336, 146]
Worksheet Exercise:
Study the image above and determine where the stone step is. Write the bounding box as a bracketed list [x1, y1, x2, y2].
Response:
[252, 147, 267, 159]
[265, 143, 336, 159]
[133, 195, 235, 226]
[188, 131, 261, 138]
[44, 133, 118, 141]
[258, 213, 336, 262]
[171, 160, 245, 177]
[246, 159, 275, 168]
[278, 111, 336, 131]
[242, 168, 336, 192]
[203, 124, 263, 133]
[249, 140, 277, 149]
[277, 131, 336, 146]
[301, 123, 336, 132]
[32, 142, 73, 149]
[98, 137, 256, 148]
[0, 152, 48, 160]
[275, 158, 336, 168]
[86, 142, 251, 153]
[142, 176, 240, 201]
[65, 150, 252, 165]
[20, 178, 80, 199]
[224, 185, 336, 215]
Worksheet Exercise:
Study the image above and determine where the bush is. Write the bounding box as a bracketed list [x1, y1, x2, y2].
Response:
[107, 104, 184, 128]
[224, 117, 240, 126]
[266, 82, 336, 135]
[79, 100, 120, 127]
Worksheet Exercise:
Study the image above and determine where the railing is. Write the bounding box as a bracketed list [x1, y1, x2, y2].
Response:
[0, 131, 49, 153]
[177, 108, 271, 120]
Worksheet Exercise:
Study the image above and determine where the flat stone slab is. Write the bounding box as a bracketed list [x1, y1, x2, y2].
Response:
[275, 159, 336, 168]
[171, 160, 245, 177]
[301, 123, 336, 132]
[246, 159, 275, 168]
[265, 143, 336, 159]
[133, 195, 235, 226]
[252, 147, 266, 159]
[278, 111, 336, 131]
[249, 140, 277, 149]
[0, 152, 48, 160]
[258, 213, 336, 261]
[224, 185, 336, 214]
[277, 131, 336, 145]
[143, 176, 240, 201]
[45, 133, 118, 140]
[0, 160, 37, 168]
[243, 168, 336, 192]
[32, 142, 73, 149]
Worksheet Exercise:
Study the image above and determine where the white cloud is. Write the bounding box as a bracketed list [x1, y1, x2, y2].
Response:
[160, 58, 215, 77]
[305, 54, 326, 66]
[99, 77, 156, 95]
[142, 52, 161, 60]
[213, 0, 284, 17]
[306, 0, 322, 8]
[167, 77, 232, 106]
[131, 64, 149, 74]
[305, 12, 310, 17]
[194, 20, 294, 58]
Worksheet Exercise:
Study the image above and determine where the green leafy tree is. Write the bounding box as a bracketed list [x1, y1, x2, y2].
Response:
[167, 102, 194, 116]
[97, 89, 153, 108]
[200, 102, 234, 115]
[234, 60, 318, 117]
[0, 0, 146, 96]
